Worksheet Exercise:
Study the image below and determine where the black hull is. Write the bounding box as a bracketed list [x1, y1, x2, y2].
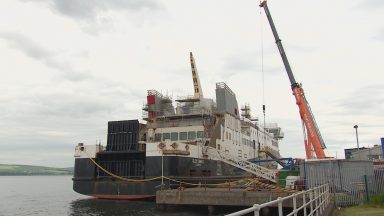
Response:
[73, 156, 250, 199]
[73, 120, 252, 199]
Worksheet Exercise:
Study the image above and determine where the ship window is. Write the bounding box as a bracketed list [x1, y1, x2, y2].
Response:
[171, 132, 178, 141]
[179, 132, 187, 140]
[155, 133, 162, 142]
[197, 131, 204, 139]
[163, 133, 170, 141]
[188, 131, 196, 140]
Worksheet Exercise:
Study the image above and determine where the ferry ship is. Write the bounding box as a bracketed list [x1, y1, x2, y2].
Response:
[73, 53, 284, 199]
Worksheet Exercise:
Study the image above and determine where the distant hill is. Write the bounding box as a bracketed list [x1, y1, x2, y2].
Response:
[0, 164, 74, 176]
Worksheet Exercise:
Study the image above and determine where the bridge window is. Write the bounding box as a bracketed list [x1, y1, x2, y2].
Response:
[197, 131, 204, 139]
[179, 132, 187, 140]
[171, 132, 178, 141]
[163, 133, 170, 141]
[155, 133, 162, 142]
[188, 131, 196, 140]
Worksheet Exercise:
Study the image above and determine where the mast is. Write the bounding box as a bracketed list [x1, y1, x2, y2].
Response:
[190, 52, 204, 99]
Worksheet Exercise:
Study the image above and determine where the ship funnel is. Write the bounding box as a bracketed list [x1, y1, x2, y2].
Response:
[190, 52, 204, 99]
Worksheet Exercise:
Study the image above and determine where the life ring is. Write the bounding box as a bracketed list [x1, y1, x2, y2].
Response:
[158, 142, 165, 149]
[185, 145, 189, 151]
[171, 142, 178, 149]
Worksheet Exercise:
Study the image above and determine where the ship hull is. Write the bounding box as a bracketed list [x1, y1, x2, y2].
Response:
[73, 155, 249, 199]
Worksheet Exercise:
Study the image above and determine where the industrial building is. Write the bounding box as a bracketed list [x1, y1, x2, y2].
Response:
[344, 138, 384, 160]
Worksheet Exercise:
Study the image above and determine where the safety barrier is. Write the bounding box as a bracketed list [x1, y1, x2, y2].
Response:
[226, 184, 330, 216]
[302, 159, 384, 207]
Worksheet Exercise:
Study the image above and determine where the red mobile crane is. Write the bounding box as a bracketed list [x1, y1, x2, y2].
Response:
[259, 0, 327, 159]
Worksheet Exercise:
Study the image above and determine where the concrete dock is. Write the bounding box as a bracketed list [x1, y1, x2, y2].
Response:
[156, 187, 299, 207]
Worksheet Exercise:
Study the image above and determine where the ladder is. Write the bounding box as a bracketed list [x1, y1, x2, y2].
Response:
[204, 147, 277, 183]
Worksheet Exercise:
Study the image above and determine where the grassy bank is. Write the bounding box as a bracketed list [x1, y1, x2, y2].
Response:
[332, 193, 384, 216]
[0, 164, 73, 175]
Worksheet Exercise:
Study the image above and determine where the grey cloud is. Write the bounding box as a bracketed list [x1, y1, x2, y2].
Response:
[0, 32, 52, 60]
[6, 87, 141, 121]
[0, 81, 144, 135]
[373, 27, 384, 41]
[222, 52, 283, 79]
[225, 55, 258, 72]
[357, 0, 384, 9]
[21, 0, 163, 20]
[0, 32, 91, 82]
[0, 81, 144, 167]
[32, 93, 113, 118]
[332, 84, 384, 115]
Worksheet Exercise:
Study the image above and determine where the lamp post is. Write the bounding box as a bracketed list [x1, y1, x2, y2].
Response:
[354, 125, 361, 160]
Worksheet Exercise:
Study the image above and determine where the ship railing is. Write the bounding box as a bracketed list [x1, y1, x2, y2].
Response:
[203, 147, 277, 183]
[176, 95, 195, 101]
[216, 82, 236, 96]
[147, 89, 163, 97]
[226, 184, 330, 216]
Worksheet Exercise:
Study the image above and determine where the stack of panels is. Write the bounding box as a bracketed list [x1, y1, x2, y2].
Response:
[106, 120, 139, 151]
[97, 152, 145, 178]
[98, 160, 145, 178]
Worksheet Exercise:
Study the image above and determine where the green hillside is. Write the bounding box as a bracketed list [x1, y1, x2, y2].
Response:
[0, 164, 73, 176]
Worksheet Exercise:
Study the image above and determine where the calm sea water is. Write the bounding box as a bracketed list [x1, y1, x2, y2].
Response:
[0, 176, 235, 216]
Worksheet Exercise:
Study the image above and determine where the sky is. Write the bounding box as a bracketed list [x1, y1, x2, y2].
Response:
[0, 0, 383, 167]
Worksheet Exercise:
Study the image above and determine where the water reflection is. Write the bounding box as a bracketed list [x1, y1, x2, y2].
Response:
[68, 198, 212, 216]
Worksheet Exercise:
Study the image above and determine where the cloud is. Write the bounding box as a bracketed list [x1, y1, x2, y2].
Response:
[357, 0, 384, 9]
[221, 51, 283, 79]
[0, 32, 52, 60]
[0, 79, 145, 167]
[0, 84, 142, 124]
[224, 54, 258, 73]
[332, 84, 384, 115]
[21, 0, 163, 21]
[373, 27, 384, 41]
[0, 32, 91, 82]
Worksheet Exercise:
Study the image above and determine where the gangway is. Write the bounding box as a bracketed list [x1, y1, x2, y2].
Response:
[203, 146, 277, 183]
[257, 147, 294, 170]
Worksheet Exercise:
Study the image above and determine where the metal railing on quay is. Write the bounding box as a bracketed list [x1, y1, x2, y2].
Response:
[302, 159, 384, 207]
[226, 184, 330, 216]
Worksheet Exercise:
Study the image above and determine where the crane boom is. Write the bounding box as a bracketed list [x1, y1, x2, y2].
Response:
[259, 0, 327, 159]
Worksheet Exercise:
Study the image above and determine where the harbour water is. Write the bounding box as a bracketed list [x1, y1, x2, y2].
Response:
[0, 176, 235, 216]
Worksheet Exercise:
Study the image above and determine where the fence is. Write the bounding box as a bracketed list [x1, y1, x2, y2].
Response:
[226, 184, 330, 216]
[302, 159, 384, 207]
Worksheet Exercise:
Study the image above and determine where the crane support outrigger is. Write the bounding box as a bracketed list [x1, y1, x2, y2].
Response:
[259, 0, 327, 159]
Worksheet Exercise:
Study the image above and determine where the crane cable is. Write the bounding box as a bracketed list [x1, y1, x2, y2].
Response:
[260, 7, 265, 109]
